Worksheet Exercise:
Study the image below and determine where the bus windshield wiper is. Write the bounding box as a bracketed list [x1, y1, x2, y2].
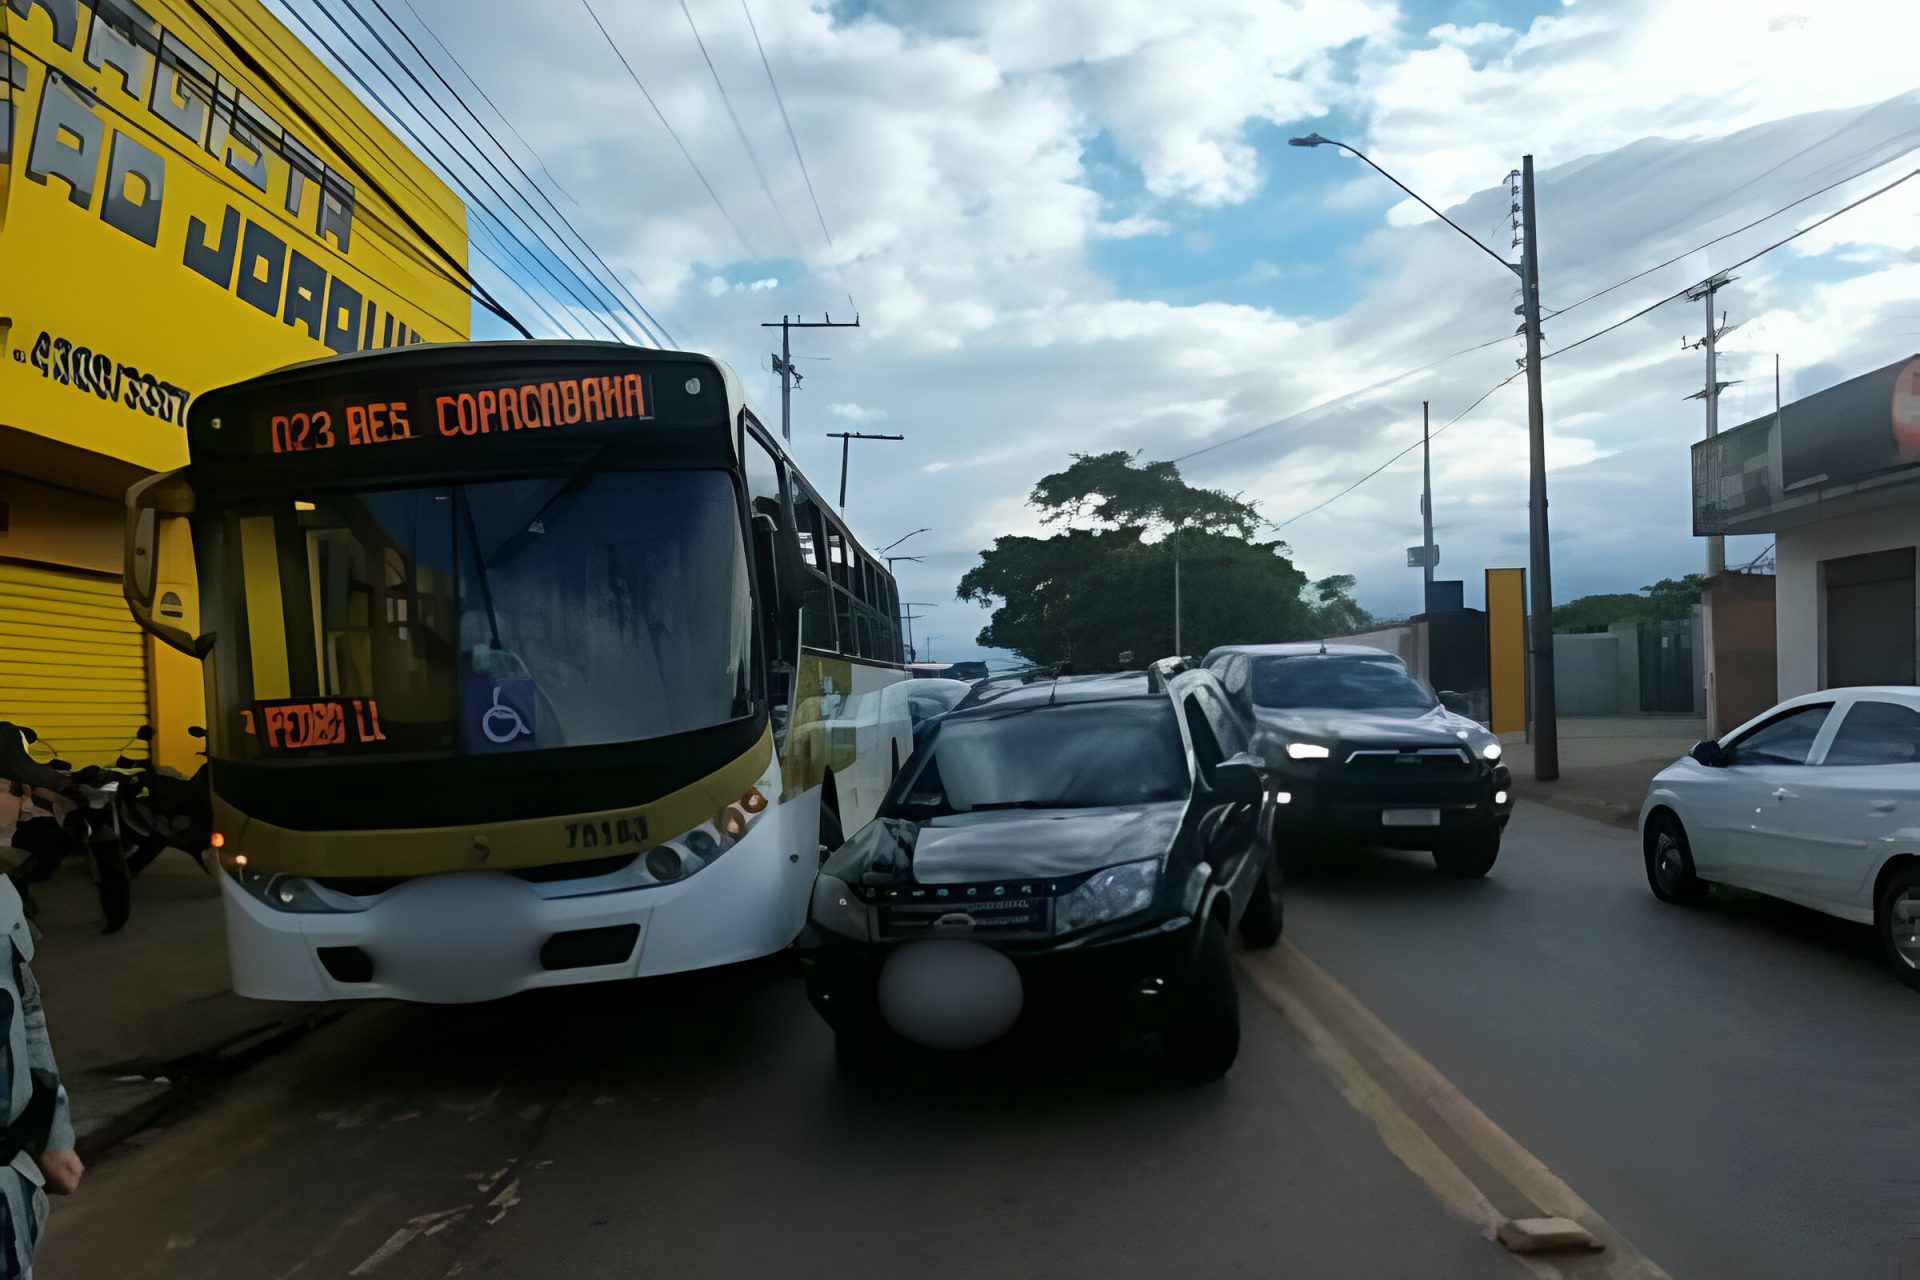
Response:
[487, 444, 614, 569]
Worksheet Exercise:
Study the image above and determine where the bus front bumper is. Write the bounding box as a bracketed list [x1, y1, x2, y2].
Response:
[218, 821, 813, 1004]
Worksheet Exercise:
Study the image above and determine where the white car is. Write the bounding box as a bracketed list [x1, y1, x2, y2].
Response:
[1639, 686, 1920, 989]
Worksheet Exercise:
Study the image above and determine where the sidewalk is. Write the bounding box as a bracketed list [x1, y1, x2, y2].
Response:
[25, 854, 332, 1157]
[1501, 715, 1705, 831]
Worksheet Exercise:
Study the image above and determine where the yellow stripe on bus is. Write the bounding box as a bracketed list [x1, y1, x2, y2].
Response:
[238, 516, 292, 701]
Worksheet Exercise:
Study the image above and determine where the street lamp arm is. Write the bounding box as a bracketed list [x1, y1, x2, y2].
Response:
[880, 527, 930, 553]
[1289, 134, 1521, 279]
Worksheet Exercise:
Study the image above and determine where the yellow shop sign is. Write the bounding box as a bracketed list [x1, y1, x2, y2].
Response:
[0, 0, 470, 473]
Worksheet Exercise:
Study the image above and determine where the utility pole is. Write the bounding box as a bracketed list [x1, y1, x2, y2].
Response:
[1173, 529, 1182, 657]
[899, 603, 936, 663]
[1517, 155, 1559, 781]
[761, 313, 860, 441]
[1684, 273, 1738, 578]
[826, 431, 903, 508]
[1420, 399, 1435, 611]
[1292, 135, 1558, 780]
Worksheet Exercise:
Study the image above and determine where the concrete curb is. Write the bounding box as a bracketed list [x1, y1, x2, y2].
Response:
[74, 1004, 347, 1162]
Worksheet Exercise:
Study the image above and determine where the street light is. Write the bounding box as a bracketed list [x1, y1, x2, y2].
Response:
[880, 528, 929, 554]
[1290, 133, 1559, 780]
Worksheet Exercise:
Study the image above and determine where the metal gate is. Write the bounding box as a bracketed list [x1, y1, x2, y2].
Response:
[1638, 619, 1695, 714]
[0, 562, 149, 766]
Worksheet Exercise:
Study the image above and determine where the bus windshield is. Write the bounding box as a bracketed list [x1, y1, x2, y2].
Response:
[203, 469, 752, 759]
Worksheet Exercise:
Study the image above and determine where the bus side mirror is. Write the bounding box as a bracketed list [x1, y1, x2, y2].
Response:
[124, 470, 210, 658]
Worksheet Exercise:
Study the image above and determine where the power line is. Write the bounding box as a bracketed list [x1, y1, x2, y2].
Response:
[577, 0, 755, 256]
[1544, 144, 1919, 322]
[335, 0, 658, 345]
[1257, 164, 1919, 530]
[1268, 373, 1524, 531]
[1544, 167, 1919, 364]
[360, 0, 679, 346]
[679, 0, 801, 253]
[394, 0, 582, 206]
[740, 0, 852, 309]
[287, 1, 630, 342]
[180, 0, 530, 336]
[1167, 328, 1518, 465]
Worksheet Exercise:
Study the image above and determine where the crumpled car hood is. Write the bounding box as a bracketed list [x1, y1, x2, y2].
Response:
[1253, 705, 1481, 747]
[824, 803, 1185, 886]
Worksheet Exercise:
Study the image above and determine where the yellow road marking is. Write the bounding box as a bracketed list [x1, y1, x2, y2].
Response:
[1245, 941, 1672, 1280]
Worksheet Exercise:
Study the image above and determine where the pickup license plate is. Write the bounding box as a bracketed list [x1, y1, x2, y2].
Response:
[1381, 808, 1441, 827]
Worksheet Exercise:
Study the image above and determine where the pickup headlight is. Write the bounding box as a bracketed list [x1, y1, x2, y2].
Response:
[1285, 742, 1331, 761]
[811, 872, 870, 941]
[1481, 741, 1503, 761]
[1055, 859, 1160, 935]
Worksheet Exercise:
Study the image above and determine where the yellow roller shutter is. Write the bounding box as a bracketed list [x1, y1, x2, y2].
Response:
[0, 563, 150, 767]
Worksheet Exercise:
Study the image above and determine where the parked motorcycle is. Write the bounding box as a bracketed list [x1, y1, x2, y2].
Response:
[0, 721, 132, 934]
[113, 725, 214, 876]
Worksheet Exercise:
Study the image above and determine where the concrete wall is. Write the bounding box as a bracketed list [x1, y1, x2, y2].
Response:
[1553, 632, 1622, 715]
[1332, 621, 1430, 681]
[1776, 505, 1920, 698]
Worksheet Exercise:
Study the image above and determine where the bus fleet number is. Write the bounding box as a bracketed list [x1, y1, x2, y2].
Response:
[270, 402, 414, 453]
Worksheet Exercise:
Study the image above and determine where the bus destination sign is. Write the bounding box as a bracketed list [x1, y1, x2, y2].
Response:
[259, 370, 653, 455]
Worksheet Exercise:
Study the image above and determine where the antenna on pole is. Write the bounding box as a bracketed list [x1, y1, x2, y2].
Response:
[761, 313, 861, 441]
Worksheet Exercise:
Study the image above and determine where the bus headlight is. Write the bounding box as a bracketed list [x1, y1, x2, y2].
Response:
[222, 856, 345, 914]
[640, 786, 771, 885]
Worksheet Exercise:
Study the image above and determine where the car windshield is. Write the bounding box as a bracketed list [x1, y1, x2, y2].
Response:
[888, 700, 1189, 816]
[200, 470, 752, 759]
[1252, 656, 1436, 712]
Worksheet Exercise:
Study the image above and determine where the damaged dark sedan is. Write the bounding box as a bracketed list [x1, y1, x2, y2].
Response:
[798, 665, 1282, 1081]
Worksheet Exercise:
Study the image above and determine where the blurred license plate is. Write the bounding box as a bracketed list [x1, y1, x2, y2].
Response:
[1382, 808, 1441, 827]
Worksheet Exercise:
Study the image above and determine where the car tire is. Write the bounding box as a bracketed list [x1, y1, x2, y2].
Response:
[1873, 863, 1920, 993]
[1433, 829, 1500, 878]
[1644, 812, 1708, 905]
[1162, 919, 1240, 1083]
[1238, 858, 1284, 950]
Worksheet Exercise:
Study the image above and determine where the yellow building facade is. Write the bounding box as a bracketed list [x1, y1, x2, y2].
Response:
[0, 0, 468, 768]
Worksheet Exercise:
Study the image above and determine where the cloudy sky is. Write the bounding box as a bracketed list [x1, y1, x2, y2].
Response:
[272, 0, 1920, 665]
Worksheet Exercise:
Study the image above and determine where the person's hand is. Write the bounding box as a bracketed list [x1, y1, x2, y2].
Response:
[36, 1149, 82, 1195]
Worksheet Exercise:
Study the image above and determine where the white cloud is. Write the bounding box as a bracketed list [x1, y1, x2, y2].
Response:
[373, 0, 1920, 654]
[827, 403, 890, 424]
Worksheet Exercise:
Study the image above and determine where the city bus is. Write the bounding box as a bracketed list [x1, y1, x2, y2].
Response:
[122, 342, 911, 1003]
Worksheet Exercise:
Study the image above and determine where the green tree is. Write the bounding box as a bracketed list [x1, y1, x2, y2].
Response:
[1552, 573, 1703, 631]
[957, 452, 1362, 670]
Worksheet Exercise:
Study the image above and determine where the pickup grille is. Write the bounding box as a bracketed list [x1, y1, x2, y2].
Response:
[1342, 746, 1474, 773]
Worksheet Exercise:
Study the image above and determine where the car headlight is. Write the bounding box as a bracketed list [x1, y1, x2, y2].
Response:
[1055, 859, 1160, 935]
[1285, 742, 1331, 761]
[1481, 741, 1503, 761]
[810, 872, 870, 941]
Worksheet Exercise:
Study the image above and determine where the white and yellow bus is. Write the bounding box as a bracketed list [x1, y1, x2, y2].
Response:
[123, 341, 911, 1002]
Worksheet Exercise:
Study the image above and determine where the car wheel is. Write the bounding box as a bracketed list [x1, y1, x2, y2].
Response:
[1874, 864, 1920, 993]
[1238, 858, 1284, 950]
[1644, 813, 1708, 905]
[1162, 919, 1240, 1083]
[1433, 829, 1500, 878]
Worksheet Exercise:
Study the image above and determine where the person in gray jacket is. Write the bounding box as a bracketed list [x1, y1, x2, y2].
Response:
[0, 876, 80, 1278]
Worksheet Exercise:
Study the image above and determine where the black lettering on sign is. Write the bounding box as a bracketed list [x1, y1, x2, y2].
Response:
[183, 206, 240, 286]
[25, 329, 188, 426]
[101, 131, 164, 246]
[26, 71, 103, 209]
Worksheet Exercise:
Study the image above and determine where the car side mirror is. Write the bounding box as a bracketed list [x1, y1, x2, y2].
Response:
[1212, 752, 1264, 805]
[1689, 740, 1728, 768]
[1438, 690, 1468, 715]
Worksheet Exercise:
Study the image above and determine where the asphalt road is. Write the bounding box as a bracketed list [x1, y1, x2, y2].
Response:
[41, 800, 1918, 1279]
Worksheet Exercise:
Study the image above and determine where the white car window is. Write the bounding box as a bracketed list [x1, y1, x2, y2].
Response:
[1821, 701, 1920, 766]
[1727, 703, 1832, 766]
